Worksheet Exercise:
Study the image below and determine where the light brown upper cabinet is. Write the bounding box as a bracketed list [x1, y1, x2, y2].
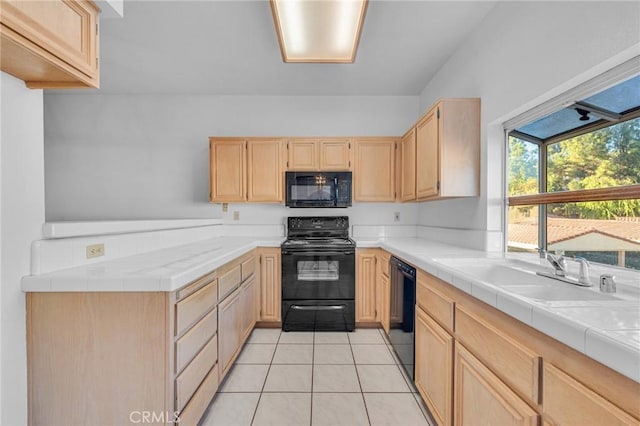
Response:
[400, 127, 417, 201]
[413, 98, 480, 201]
[210, 138, 283, 203]
[286, 138, 351, 171]
[319, 139, 351, 170]
[353, 138, 396, 202]
[247, 140, 284, 202]
[210, 139, 246, 202]
[0, 0, 100, 88]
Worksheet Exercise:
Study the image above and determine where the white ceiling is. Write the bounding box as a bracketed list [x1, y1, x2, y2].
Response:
[95, 0, 496, 95]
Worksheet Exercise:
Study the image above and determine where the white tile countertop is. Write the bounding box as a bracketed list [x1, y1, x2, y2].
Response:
[22, 236, 639, 383]
[22, 237, 282, 293]
[359, 237, 640, 384]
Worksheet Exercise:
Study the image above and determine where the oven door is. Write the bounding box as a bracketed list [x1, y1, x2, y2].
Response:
[281, 250, 355, 300]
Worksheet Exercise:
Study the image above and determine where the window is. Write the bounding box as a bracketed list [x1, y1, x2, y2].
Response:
[507, 75, 640, 270]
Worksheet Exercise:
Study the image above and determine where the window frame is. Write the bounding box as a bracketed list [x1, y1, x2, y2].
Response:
[506, 104, 640, 256]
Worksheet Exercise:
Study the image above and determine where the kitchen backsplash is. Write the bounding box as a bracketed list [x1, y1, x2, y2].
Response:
[31, 219, 502, 275]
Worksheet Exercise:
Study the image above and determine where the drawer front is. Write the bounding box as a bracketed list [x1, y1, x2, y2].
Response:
[175, 335, 218, 412]
[176, 281, 218, 336]
[176, 308, 218, 374]
[219, 264, 242, 300]
[456, 305, 540, 404]
[177, 271, 217, 301]
[241, 257, 256, 282]
[417, 271, 454, 332]
[543, 363, 638, 425]
[178, 363, 219, 426]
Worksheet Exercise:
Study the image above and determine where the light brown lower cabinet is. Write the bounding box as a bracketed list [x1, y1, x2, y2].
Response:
[542, 362, 638, 425]
[454, 343, 538, 425]
[27, 249, 266, 426]
[240, 275, 258, 342]
[218, 286, 242, 380]
[356, 249, 377, 322]
[259, 248, 281, 322]
[412, 267, 640, 426]
[415, 306, 453, 426]
[378, 273, 391, 335]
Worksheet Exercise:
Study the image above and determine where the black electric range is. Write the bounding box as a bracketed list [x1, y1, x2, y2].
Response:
[281, 216, 356, 332]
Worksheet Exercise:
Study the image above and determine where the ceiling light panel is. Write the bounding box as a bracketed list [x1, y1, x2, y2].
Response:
[271, 0, 368, 63]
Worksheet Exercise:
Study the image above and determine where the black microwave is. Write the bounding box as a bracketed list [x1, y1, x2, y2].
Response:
[285, 171, 352, 208]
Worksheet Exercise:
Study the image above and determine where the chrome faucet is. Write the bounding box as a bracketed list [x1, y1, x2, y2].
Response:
[546, 253, 567, 276]
[574, 257, 591, 286]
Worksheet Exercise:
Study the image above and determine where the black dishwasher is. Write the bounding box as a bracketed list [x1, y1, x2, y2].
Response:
[389, 256, 416, 380]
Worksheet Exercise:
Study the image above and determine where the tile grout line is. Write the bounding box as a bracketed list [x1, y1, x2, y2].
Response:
[249, 330, 282, 426]
[348, 336, 373, 426]
[383, 329, 431, 424]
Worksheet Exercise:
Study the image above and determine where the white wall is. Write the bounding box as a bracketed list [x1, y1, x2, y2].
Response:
[417, 1, 640, 241]
[44, 94, 419, 222]
[1, 72, 45, 426]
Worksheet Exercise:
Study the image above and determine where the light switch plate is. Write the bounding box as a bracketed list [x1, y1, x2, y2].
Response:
[394, 212, 400, 222]
[86, 243, 105, 259]
[233, 211, 240, 221]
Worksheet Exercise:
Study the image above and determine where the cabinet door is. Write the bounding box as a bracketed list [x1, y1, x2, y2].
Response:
[543, 362, 638, 426]
[287, 140, 318, 170]
[356, 250, 377, 322]
[379, 273, 390, 335]
[415, 307, 453, 426]
[259, 248, 281, 322]
[240, 276, 258, 343]
[353, 138, 396, 202]
[454, 343, 538, 426]
[247, 140, 283, 202]
[319, 139, 351, 170]
[210, 139, 246, 202]
[218, 288, 242, 379]
[400, 128, 417, 201]
[416, 107, 439, 199]
[0, 0, 100, 88]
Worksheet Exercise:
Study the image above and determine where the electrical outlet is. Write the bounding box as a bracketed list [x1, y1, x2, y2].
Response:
[222, 203, 229, 212]
[394, 212, 400, 222]
[86, 243, 105, 259]
[233, 211, 240, 221]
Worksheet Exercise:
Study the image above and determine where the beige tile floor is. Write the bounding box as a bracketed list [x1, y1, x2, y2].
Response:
[201, 328, 434, 426]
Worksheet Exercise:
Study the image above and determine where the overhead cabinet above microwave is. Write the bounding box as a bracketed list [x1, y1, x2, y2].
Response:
[286, 139, 352, 171]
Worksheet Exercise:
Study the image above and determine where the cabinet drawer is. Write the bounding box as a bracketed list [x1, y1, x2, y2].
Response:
[455, 305, 540, 405]
[178, 363, 219, 426]
[219, 264, 241, 300]
[241, 257, 256, 282]
[417, 270, 454, 332]
[177, 271, 217, 301]
[543, 363, 637, 425]
[176, 308, 218, 374]
[176, 335, 218, 412]
[176, 281, 218, 336]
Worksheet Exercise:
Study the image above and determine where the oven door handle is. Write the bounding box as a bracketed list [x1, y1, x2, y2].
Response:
[282, 250, 354, 256]
[291, 305, 345, 311]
